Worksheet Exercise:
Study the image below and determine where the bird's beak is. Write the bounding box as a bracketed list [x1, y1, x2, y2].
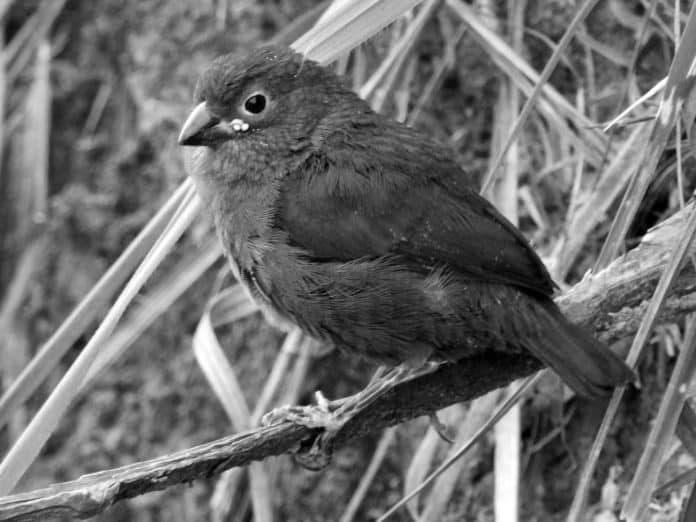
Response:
[178, 102, 219, 146]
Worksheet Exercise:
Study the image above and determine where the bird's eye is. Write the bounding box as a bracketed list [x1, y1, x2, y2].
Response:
[244, 94, 267, 114]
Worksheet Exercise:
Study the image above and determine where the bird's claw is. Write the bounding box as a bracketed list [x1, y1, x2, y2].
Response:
[429, 412, 455, 443]
[261, 391, 347, 431]
[260, 363, 445, 469]
[261, 391, 353, 470]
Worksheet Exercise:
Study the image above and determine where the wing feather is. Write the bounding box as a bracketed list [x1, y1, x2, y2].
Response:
[274, 118, 555, 296]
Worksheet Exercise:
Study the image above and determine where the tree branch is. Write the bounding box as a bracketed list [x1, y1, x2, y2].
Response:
[1, 202, 695, 521]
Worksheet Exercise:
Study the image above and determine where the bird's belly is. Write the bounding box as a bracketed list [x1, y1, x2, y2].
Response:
[226, 254, 298, 333]
[228, 247, 543, 367]
[239, 251, 472, 364]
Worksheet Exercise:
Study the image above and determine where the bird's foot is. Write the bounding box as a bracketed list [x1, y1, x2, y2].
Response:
[261, 361, 443, 469]
[262, 391, 346, 431]
[262, 391, 353, 470]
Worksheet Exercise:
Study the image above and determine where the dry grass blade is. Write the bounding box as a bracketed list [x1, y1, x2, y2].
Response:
[654, 467, 696, 498]
[193, 292, 254, 431]
[445, 0, 606, 169]
[292, 0, 424, 65]
[555, 124, 651, 280]
[489, 3, 524, 517]
[605, 0, 659, 131]
[339, 428, 396, 522]
[422, 391, 501, 522]
[208, 285, 257, 327]
[0, 178, 192, 431]
[403, 404, 466, 519]
[0, 0, 13, 21]
[0, 186, 201, 495]
[267, 1, 332, 48]
[250, 328, 306, 422]
[621, 314, 696, 521]
[209, 328, 309, 520]
[359, 0, 439, 105]
[378, 373, 540, 521]
[475, 0, 601, 195]
[27, 40, 49, 219]
[82, 240, 222, 385]
[603, 77, 666, 132]
[594, 1, 696, 270]
[407, 20, 466, 126]
[495, 390, 520, 522]
[568, 203, 696, 521]
[681, 485, 696, 522]
[676, 403, 696, 458]
[0, 38, 50, 444]
[0, 22, 4, 172]
[247, 462, 273, 522]
[5, 0, 66, 80]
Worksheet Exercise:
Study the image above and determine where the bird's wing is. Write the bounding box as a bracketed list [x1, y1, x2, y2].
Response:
[274, 123, 555, 296]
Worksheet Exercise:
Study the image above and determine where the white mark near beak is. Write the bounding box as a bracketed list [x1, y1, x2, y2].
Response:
[229, 118, 250, 132]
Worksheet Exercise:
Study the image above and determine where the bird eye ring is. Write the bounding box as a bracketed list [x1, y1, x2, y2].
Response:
[243, 93, 267, 114]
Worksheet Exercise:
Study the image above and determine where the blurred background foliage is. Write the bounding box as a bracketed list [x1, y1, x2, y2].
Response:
[0, 0, 694, 521]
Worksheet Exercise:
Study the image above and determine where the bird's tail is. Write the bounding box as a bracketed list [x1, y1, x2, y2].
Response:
[523, 298, 635, 397]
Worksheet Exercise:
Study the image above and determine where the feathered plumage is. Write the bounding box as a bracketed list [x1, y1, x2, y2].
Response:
[179, 45, 634, 396]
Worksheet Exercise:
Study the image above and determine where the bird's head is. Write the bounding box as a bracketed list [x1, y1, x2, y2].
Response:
[178, 45, 356, 149]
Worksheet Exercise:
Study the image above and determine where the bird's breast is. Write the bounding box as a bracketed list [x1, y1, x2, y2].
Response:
[223, 236, 300, 333]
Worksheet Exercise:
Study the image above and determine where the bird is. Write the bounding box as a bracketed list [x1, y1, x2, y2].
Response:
[178, 45, 634, 418]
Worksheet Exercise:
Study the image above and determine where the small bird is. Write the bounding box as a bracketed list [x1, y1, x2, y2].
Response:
[178, 45, 633, 407]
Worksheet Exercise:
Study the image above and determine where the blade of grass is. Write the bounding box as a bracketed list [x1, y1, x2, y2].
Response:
[676, 403, 696, 457]
[594, 1, 696, 270]
[267, 0, 332, 47]
[402, 404, 466, 519]
[603, 77, 666, 132]
[83, 239, 223, 387]
[193, 294, 253, 431]
[208, 327, 309, 521]
[0, 39, 50, 440]
[407, 20, 466, 126]
[193, 292, 275, 522]
[247, 461, 273, 522]
[0, 178, 192, 431]
[655, 467, 696, 498]
[474, 0, 601, 195]
[489, 3, 524, 519]
[339, 428, 396, 522]
[359, 0, 439, 103]
[606, 0, 659, 131]
[621, 315, 696, 521]
[292, 0, 424, 65]
[250, 328, 306, 423]
[422, 391, 501, 522]
[445, 0, 607, 169]
[0, 186, 201, 495]
[5, 0, 66, 81]
[378, 373, 540, 521]
[681, 484, 696, 522]
[0, 17, 4, 174]
[555, 124, 651, 280]
[209, 285, 257, 328]
[568, 202, 696, 521]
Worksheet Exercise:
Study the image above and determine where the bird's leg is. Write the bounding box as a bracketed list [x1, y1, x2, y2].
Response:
[264, 361, 444, 428]
[330, 361, 443, 415]
[261, 361, 444, 468]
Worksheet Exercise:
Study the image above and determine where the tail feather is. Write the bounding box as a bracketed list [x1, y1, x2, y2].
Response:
[524, 299, 635, 397]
